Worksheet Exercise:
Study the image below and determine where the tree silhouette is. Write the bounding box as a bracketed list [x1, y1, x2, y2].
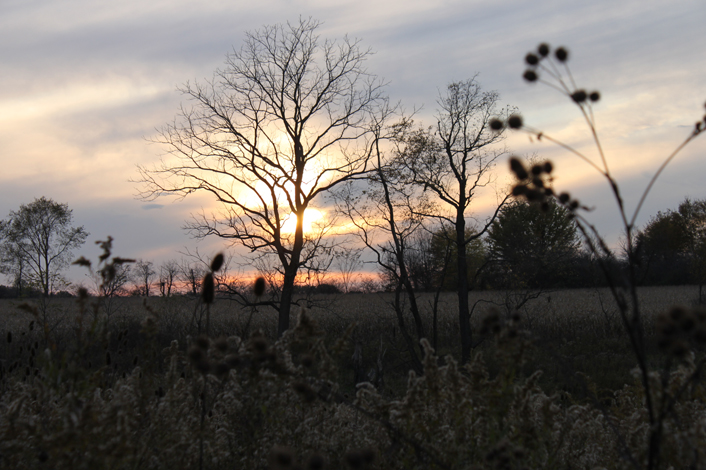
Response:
[138, 18, 390, 335]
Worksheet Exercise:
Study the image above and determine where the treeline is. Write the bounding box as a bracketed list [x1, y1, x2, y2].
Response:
[378, 197, 706, 293]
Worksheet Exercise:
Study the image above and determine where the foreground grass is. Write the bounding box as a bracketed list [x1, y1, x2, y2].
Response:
[1, 286, 705, 469]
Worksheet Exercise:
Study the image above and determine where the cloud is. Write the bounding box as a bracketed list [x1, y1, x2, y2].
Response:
[142, 204, 164, 210]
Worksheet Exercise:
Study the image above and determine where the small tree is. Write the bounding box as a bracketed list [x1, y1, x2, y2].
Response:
[159, 259, 180, 297]
[134, 260, 156, 297]
[0, 197, 88, 297]
[395, 78, 511, 363]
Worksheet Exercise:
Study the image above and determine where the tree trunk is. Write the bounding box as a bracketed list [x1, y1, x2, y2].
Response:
[457, 207, 472, 364]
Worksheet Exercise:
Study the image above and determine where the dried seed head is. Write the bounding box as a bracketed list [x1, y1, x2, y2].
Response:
[210, 253, 225, 272]
[512, 184, 527, 196]
[507, 114, 523, 129]
[531, 164, 544, 176]
[212, 362, 230, 377]
[490, 118, 504, 131]
[537, 43, 550, 57]
[307, 453, 325, 470]
[188, 346, 205, 363]
[196, 334, 210, 351]
[292, 381, 317, 402]
[543, 161, 553, 173]
[509, 157, 528, 180]
[558, 192, 570, 204]
[525, 53, 539, 65]
[571, 90, 587, 103]
[270, 446, 295, 469]
[555, 47, 569, 62]
[523, 69, 538, 82]
[254, 276, 266, 297]
[301, 353, 314, 368]
[589, 91, 600, 102]
[249, 334, 269, 353]
[344, 451, 364, 469]
[225, 354, 241, 368]
[202, 273, 215, 304]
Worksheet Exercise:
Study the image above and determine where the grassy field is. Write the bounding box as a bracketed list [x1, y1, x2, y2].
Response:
[1, 285, 705, 469]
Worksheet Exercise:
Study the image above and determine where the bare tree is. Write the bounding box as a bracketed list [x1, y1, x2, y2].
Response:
[138, 18, 390, 336]
[335, 132, 432, 375]
[396, 78, 510, 363]
[334, 247, 363, 293]
[134, 260, 156, 297]
[159, 259, 180, 297]
[180, 258, 206, 297]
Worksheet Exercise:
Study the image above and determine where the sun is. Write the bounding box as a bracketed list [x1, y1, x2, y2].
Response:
[281, 208, 326, 235]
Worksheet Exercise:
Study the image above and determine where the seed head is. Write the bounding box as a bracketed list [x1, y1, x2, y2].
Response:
[307, 453, 325, 470]
[507, 114, 523, 129]
[214, 336, 228, 352]
[489, 118, 504, 131]
[558, 192, 570, 204]
[254, 276, 266, 297]
[555, 47, 569, 62]
[571, 90, 587, 103]
[196, 334, 210, 350]
[589, 91, 600, 102]
[210, 253, 225, 272]
[509, 157, 528, 180]
[512, 185, 527, 196]
[525, 53, 539, 66]
[537, 43, 550, 57]
[523, 69, 538, 82]
[531, 164, 544, 176]
[270, 446, 295, 469]
[543, 161, 553, 173]
[202, 273, 215, 304]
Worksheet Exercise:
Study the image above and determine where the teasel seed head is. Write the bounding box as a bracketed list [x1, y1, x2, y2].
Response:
[270, 446, 295, 469]
[509, 157, 528, 180]
[202, 273, 215, 304]
[490, 118, 504, 131]
[525, 53, 539, 65]
[196, 334, 210, 351]
[307, 453, 325, 470]
[254, 276, 266, 297]
[571, 90, 587, 103]
[210, 253, 224, 272]
[537, 43, 550, 57]
[507, 114, 523, 129]
[555, 47, 569, 62]
[523, 69, 538, 82]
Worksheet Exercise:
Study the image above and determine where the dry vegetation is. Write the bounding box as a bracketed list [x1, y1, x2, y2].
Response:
[2, 285, 706, 469]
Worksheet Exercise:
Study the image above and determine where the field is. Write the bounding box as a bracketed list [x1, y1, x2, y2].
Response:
[1, 285, 705, 469]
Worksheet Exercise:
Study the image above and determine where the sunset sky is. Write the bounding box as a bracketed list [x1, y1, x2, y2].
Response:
[1, 0, 704, 283]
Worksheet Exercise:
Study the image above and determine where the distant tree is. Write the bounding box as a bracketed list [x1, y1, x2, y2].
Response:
[134, 260, 156, 297]
[487, 199, 581, 289]
[137, 18, 391, 336]
[180, 259, 207, 297]
[334, 247, 363, 293]
[159, 259, 180, 297]
[0, 197, 88, 297]
[636, 198, 706, 298]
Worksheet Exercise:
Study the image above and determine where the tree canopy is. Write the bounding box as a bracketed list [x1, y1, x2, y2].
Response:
[487, 199, 580, 288]
[0, 197, 88, 297]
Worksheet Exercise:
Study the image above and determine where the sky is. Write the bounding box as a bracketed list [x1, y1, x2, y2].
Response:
[1, 0, 705, 284]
